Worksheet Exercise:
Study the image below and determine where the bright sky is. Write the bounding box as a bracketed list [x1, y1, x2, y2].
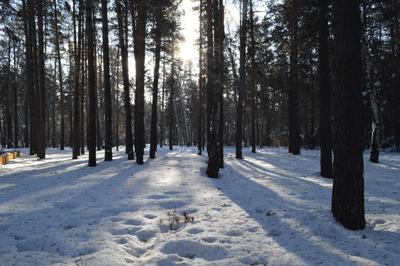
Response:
[177, 0, 240, 68]
[128, 0, 240, 78]
[178, 0, 199, 63]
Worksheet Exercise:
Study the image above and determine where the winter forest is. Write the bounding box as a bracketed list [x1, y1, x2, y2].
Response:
[0, 0, 399, 265]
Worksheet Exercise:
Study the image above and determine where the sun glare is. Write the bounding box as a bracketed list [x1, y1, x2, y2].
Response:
[177, 0, 198, 63]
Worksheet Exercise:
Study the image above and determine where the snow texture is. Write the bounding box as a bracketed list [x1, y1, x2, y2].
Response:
[0, 147, 399, 265]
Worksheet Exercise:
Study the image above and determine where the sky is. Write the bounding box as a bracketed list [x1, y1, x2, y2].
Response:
[177, 0, 241, 64]
[128, 0, 241, 78]
[178, 0, 199, 63]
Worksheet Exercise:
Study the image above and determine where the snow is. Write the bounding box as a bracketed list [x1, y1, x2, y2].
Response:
[0, 146, 399, 265]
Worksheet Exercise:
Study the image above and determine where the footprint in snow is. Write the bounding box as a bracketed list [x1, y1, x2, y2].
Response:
[246, 227, 258, 233]
[187, 227, 204, 235]
[109, 227, 140, 236]
[136, 229, 157, 242]
[144, 214, 157, 220]
[164, 191, 181, 195]
[123, 246, 146, 258]
[148, 194, 169, 200]
[224, 229, 242, 237]
[117, 237, 128, 244]
[159, 200, 187, 210]
[124, 219, 142, 226]
[161, 240, 228, 261]
[202, 236, 217, 243]
[374, 219, 386, 225]
[109, 216, 124, 223]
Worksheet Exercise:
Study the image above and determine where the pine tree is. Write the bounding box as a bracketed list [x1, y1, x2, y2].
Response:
[206, 0, 224, 177]
[288, 0, 300, 155]
[318, 0, 332, 177]
[169, 48, 175, 151]
[73, 0, 82, 160]
[102, 0, 112, 161]
[197, 0, 205, 156]
[235, 0, 247, 159]
[86, 0, 97, 167]
[249, 0, 256, 154]
[135, 0, 147, 165]
[331, 0, 365, 230]
[53, 0, 65, 150]
[36, 0, 46, 159]
[150, 3, 161, 159]
[116, 0, 134, 160]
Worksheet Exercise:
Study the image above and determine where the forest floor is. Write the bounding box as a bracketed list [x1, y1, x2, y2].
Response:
[0, 146, 399, 265]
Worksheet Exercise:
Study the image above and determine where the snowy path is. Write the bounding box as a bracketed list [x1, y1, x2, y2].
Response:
[0, 147, 399, 265]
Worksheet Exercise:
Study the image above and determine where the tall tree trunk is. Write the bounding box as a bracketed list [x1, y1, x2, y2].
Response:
[96, 41, 102, 152]
[86, 0, 97, 167]
[169, 49, 175, 151]
[362, 8, 381, 163]
[206, 0, 224, 177]
[236, 0, 247, 159]
[331, 0, 365, 230]
[37, 0, 46, 158]
[391, 0, 400, 150]
[150, 4, 161, 159]
[135, 0, 146, 164]
[206, 0, 214, 156]
[73, 0, 82, 159]
[102, 0, 112, 161]
[318, 0, 332, 178]
[80, 38, 86, 155]
[288, 0, 301, 155]
[249, 0, 256, 153]
[52, 59, 57, 148]
[160, 57, 166, 148]
[6, 38, 12, 149]
[116, 0, 134, 160]
[217, 0, 224, 169]
[115, 48, 120, 151]
[13, 44, 19, 148]
[22, 1, 31, 149]
[197, 0, 204, 156]
[53, 0, 65, 150]
[25, 0, 37, 155]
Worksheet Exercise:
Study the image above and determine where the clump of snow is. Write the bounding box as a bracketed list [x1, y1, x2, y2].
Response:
[0, 146, 399, 265]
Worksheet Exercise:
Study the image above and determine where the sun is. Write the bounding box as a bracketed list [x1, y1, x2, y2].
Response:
[177, 0, 198, 64]
[177, 39, 197, 63]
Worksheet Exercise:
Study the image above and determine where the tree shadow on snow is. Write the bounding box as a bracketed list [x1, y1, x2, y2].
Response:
[209, 156, 400, 265]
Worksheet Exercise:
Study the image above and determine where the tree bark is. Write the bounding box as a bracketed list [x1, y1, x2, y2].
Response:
[288, 0, 301, 155]
[36, 0, 46, 159]
[206, 0, 224, 177]
[86, 0, 97, 167]
[236, 0, 247, 159]
[73, 0, 82, 159]
[116, 0, 134, 160]
[53, 0, 65, 150]
[102, 0, 113, 161]
[197, 0, 204, 156]
[135, 0, 146, 164]
[331, 0, 365, 230]
[250, 0, 256, 153]
[318, 0, 333, 177]
[150, 4, 161, 159]
[169, 49, 175, 151]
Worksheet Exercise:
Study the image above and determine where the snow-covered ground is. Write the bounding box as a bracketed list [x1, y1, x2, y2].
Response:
[0, 146, 399, 265]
